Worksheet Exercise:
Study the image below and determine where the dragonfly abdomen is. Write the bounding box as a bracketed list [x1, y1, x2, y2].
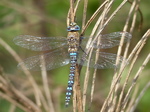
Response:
[65, 52, 77, 106]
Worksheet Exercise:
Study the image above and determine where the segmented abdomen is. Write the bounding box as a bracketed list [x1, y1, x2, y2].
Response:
[65, 52, 77, 106]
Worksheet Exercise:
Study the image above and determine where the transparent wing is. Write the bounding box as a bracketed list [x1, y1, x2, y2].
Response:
[17, 47, 69, 71]
[13, 35, 67, 51]
[81, 32, 132, 49]
[78, 51, 125, 69]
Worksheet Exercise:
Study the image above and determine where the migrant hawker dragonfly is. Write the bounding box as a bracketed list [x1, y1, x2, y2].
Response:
[14, 23, 132, 106]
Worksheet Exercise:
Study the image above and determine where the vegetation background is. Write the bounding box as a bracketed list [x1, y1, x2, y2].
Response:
[0, 0, 149, 112]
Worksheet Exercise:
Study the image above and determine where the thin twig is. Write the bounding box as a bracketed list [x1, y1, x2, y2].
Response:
[81, 0, 108, 35]
[125, 84, 139, 112]
[87, 2, 111, 111]
[122, 53, 150, 110]
[70, 0, 75, 23]
[130, 81, 150, 112]
[9, 104, 16, 112]
[0, 38, 41, 106]
[100, 29, 150, 112]
[0, 92, 29, 112]
[127, 0, 143, 31]
[40, 55, 55, 112]
[115, 0, 137, 111]
[129, 0, 140, 33]
[0, 75, 42, 112]
[82, 49, 92, 112]
[96, 0, 128, 37]
[74, 65, 83, 112]
[74, 0, 81, 19]
[82, 0, 88, 30]
[73, 82, 77, 112]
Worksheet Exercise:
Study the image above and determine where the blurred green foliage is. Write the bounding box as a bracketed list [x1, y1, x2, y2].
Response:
[0, 0, 149, 112]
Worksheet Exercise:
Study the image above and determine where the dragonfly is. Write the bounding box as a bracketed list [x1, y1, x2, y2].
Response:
[13, 22, 132, 106]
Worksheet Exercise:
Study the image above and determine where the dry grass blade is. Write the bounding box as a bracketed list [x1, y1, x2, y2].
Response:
[99, 3, 149, 112]
[125, 84, 139, 112]
[79, 0, 130, 112]
[0, 75, 42, 112]
[73, 65, 83, 112]
[127, 29, 150, 63]
[81, 0, 88, 30]
[95, 0, 128, 37]
[122, 53, 150, 111]
[0, 37, 56, 111]
[70, 0, 75, 23]
[0, 38, 42, 106]
[81, 0, 108, 35]
[74, 0, 81, 18]
[9, 104, 16, 112]
[0, 92, 29, 112]
[73, 82, 77, 112]
[40, 55, 55, 112]
[78, 1, 132, 112]
[114, 0, 138, 111]
[130, 81, 150, 112]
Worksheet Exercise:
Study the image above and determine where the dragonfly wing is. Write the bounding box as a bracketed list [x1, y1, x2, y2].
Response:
[81, 32, 132, 49]
[78, 51, 125, 69]
[17, 47, 69, 71]
[14, 35, 67, 51]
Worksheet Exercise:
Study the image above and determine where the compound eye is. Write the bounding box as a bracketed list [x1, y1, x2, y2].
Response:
[75, 26, 80, 31]
[67, 27, 71, 31]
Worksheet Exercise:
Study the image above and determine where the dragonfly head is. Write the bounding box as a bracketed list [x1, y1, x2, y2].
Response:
[67, 22, 80, 32]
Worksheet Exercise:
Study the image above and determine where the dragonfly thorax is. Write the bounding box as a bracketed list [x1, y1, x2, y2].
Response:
[67, 35, 77, 42]
[67, 32, 80, 53]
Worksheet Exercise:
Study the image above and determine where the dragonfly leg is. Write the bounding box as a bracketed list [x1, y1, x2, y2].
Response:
[79, 46, 88, 56]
